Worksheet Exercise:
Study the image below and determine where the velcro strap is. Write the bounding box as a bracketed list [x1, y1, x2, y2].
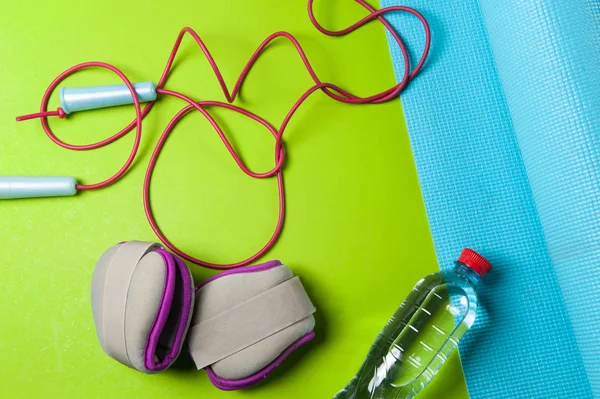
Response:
[103, 241, 161, 368]
[188, 277, 316, 370]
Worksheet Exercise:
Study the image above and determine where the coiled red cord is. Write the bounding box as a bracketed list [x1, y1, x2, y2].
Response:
[16, 0, 430, 269]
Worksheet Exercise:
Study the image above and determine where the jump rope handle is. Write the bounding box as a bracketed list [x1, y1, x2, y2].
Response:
[0, 176, 77, 199]
[60, 81, 157, 113]
[4, 82, 156, 199]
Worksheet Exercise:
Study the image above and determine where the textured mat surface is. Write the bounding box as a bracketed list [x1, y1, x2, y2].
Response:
[380, 0, 599, 397]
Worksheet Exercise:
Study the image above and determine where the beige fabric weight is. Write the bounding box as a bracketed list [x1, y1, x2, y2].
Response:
[188, 264, 316, 380]
[90, 241, 195, 373]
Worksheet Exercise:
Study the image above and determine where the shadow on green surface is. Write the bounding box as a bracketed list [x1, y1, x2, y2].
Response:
[170, 350, 197, 373]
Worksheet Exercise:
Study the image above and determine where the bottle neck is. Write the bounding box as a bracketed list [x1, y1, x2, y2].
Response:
[454, 262, 483, 285]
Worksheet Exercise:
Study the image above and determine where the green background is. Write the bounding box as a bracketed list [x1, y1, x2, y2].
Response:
[0, 0, 468, 398]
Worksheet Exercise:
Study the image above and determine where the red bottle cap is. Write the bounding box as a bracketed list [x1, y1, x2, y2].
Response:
[457, 248, 492, 278]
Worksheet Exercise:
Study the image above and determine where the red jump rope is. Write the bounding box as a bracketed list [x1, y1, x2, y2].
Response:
[14, 0, 430, 269]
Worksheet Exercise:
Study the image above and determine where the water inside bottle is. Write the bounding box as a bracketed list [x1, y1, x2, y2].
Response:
[336, 265, 480, 399]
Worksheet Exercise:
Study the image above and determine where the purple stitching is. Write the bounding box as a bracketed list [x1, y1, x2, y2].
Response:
[169, 255, 194, 365]
[195, 260, 282, 291]
[143, 249, 175, 371]
[205, 331, 316, 391]
[144, 249, 194, 371]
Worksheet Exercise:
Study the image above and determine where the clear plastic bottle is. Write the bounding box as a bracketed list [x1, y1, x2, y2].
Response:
[334, 249, 491, 399]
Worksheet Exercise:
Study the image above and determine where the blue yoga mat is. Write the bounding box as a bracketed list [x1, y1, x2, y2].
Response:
[379, 0, 600, 398]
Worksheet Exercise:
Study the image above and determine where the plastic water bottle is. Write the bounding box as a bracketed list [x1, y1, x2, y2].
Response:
[334, 249, 491, 399]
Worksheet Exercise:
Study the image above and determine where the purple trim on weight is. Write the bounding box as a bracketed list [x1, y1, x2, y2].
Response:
[195, 260, 283, 291]
[144, 249, 194, 371]
[205, 330, 316, 391]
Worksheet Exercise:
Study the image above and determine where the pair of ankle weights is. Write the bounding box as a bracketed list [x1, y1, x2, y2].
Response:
[91, 241, 316, 390]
